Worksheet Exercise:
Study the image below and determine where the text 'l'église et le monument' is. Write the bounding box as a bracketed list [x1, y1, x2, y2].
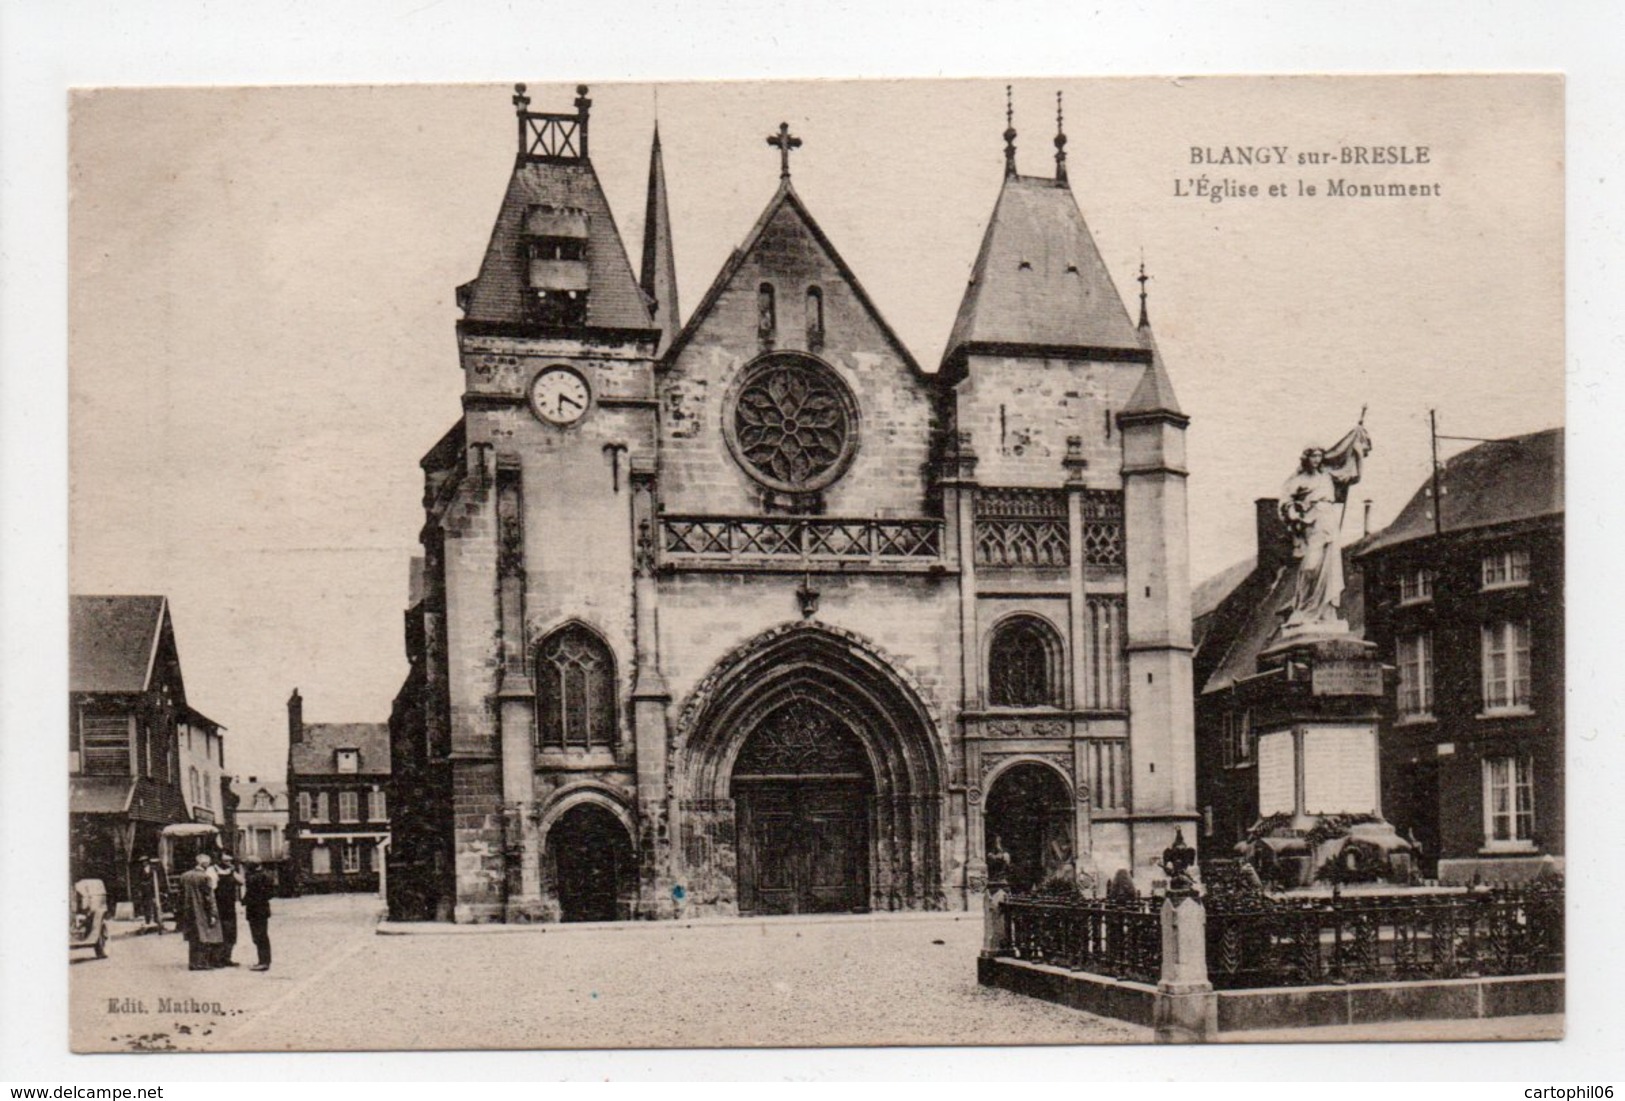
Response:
[1175, 144, 1441, 203]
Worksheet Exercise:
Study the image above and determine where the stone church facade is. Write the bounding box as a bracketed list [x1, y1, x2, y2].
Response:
[386, 85, 1196, 923]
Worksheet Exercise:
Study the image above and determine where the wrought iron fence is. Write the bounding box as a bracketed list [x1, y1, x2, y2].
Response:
[1205, 883, 1564, 990]
[994, 872, 1561, 993]
[1000, 895, 1162, 984]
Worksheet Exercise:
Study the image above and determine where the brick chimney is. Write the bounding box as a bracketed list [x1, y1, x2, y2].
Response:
[287, 688, 303, 745]
[1255, 497, 1294, 570]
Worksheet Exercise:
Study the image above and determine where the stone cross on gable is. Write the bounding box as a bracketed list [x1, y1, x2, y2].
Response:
[767, 122, 802, 180]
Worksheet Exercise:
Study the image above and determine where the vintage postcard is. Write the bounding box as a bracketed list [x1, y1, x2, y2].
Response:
[67, 75, 1563, 1052]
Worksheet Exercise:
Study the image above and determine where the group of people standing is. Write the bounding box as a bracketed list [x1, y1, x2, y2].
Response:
[176, 851, 273, 972]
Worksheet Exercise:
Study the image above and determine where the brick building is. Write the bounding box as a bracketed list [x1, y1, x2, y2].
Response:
[387, 86, 1197, 922]
[1355, 428, 1563, 883]
[69, 595, 220, 907]
[286, 691, 392, 894]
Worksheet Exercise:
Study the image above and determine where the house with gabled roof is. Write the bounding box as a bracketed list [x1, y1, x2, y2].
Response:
[286, 690, 392, 894]
[70, 594, 225, 908]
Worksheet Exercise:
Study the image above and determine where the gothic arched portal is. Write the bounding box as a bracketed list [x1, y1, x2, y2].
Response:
[984, 761, 1073, 894]
[730, 696, 874, 915]
[549, 802, 636, 923]
[677, 623, 946, 916]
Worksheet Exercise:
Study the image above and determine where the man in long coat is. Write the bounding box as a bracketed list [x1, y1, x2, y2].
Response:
[214, 853, 243, 967]
[243, 860, 274, 971]
[177, 852, 222, 970]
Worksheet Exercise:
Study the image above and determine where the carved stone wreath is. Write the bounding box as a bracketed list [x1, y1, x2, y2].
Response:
[725, 354, 859, 493]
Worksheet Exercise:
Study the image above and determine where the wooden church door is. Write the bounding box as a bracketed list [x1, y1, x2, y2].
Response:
[730, 699, 873, 916]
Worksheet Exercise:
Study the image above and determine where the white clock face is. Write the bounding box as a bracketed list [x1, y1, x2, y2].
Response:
[530, 367, 590, 425]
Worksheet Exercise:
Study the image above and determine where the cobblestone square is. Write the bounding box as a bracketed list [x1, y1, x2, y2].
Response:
[72, 895, 1148, 1052]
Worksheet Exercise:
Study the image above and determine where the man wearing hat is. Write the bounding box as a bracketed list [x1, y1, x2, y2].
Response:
[213, 852, 244, 967]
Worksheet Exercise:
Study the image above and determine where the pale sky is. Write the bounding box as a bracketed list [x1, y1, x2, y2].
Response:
[69, 76, 1563, 779]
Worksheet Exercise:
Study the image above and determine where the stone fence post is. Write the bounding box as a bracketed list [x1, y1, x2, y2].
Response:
[980, 880, 1009, 959]
[1153, 886, 1217, 1043]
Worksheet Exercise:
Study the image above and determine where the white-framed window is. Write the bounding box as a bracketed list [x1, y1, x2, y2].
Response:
[1398, 567, 1434, 604]
[336, 748, 360, 773]
[1397, 632, 1434, 718]
[311, 845, 332, 875]
[313, 791, 329, 823]
[1220, 709, 1252, 768]
[341, 843, 361, 874]
[1481, 621, 1532, 712]
[1483, 755, 1535, 846]
[189, 766, 201, 807]
[339, 791, 359, 823]
[1481, 548, 1531, 590]
[369, 788, 387, 822]
[202, 775, 212, 810]
[297, 791, 312, 822]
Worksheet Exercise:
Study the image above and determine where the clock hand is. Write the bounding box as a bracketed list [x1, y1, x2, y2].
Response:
[559, 394, 583, 411]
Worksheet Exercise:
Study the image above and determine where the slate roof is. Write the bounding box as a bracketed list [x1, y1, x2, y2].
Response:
[70, 595, 169, 695]
[639, 125, 681, 355]
[941, 173, 1141, 373]
[1195, 549, 1367, 695]
[1121, 319, 1184, 419]
[663, 181, 926, 378]
[460, 157, 654, 332]
[289, 723, 391, 777]
[1358, 428, 1563, 556]
[232, 780, 290, 811]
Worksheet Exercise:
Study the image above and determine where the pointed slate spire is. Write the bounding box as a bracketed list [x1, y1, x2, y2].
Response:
[640, 123, 681, 355]
[1122, 260, 1184, 420]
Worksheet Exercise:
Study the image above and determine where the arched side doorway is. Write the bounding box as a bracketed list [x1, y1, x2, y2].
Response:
[679, 623, 946, 916]
[731, 696, 873, 915]
[984, 762, 1073, 893]
[548, 802, 636, 923]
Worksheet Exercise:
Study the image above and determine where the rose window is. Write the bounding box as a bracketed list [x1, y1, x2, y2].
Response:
[727, 355, 858, 492]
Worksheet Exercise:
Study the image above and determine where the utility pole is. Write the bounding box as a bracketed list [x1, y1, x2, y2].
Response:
[1429, 409, 1443, 536]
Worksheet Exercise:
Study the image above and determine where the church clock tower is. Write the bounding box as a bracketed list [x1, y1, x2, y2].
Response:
[418, 85, 668, 921]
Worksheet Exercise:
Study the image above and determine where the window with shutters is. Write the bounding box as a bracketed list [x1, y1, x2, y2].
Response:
[297, 792, 312, 823]
[369, 788, 387, 822]
[987, 616, 1063, 708]
[1481, 548, 1531, 590]
[1397, 632, 1434, 718]
[1482, 755, 1535, 847]
[1481, 620, 1532, 712]
[536, 625, 617, 750]
[313, 791, 329, 823]
[79, 712, 131, 775]
[339, 791, 359, 823]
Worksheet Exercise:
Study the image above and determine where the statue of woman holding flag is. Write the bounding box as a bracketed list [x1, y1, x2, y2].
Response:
[1278, 421, 1373, 630]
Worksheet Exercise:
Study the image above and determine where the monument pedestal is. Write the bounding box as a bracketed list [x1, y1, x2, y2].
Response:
[1236, 629, 1415, 887]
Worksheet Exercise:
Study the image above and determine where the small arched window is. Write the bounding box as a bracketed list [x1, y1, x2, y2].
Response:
[757, 283, 777, 341]
[805, 286, 824, 348]
[537, 624, 617, 750]
[988, 616, 1063, 708]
